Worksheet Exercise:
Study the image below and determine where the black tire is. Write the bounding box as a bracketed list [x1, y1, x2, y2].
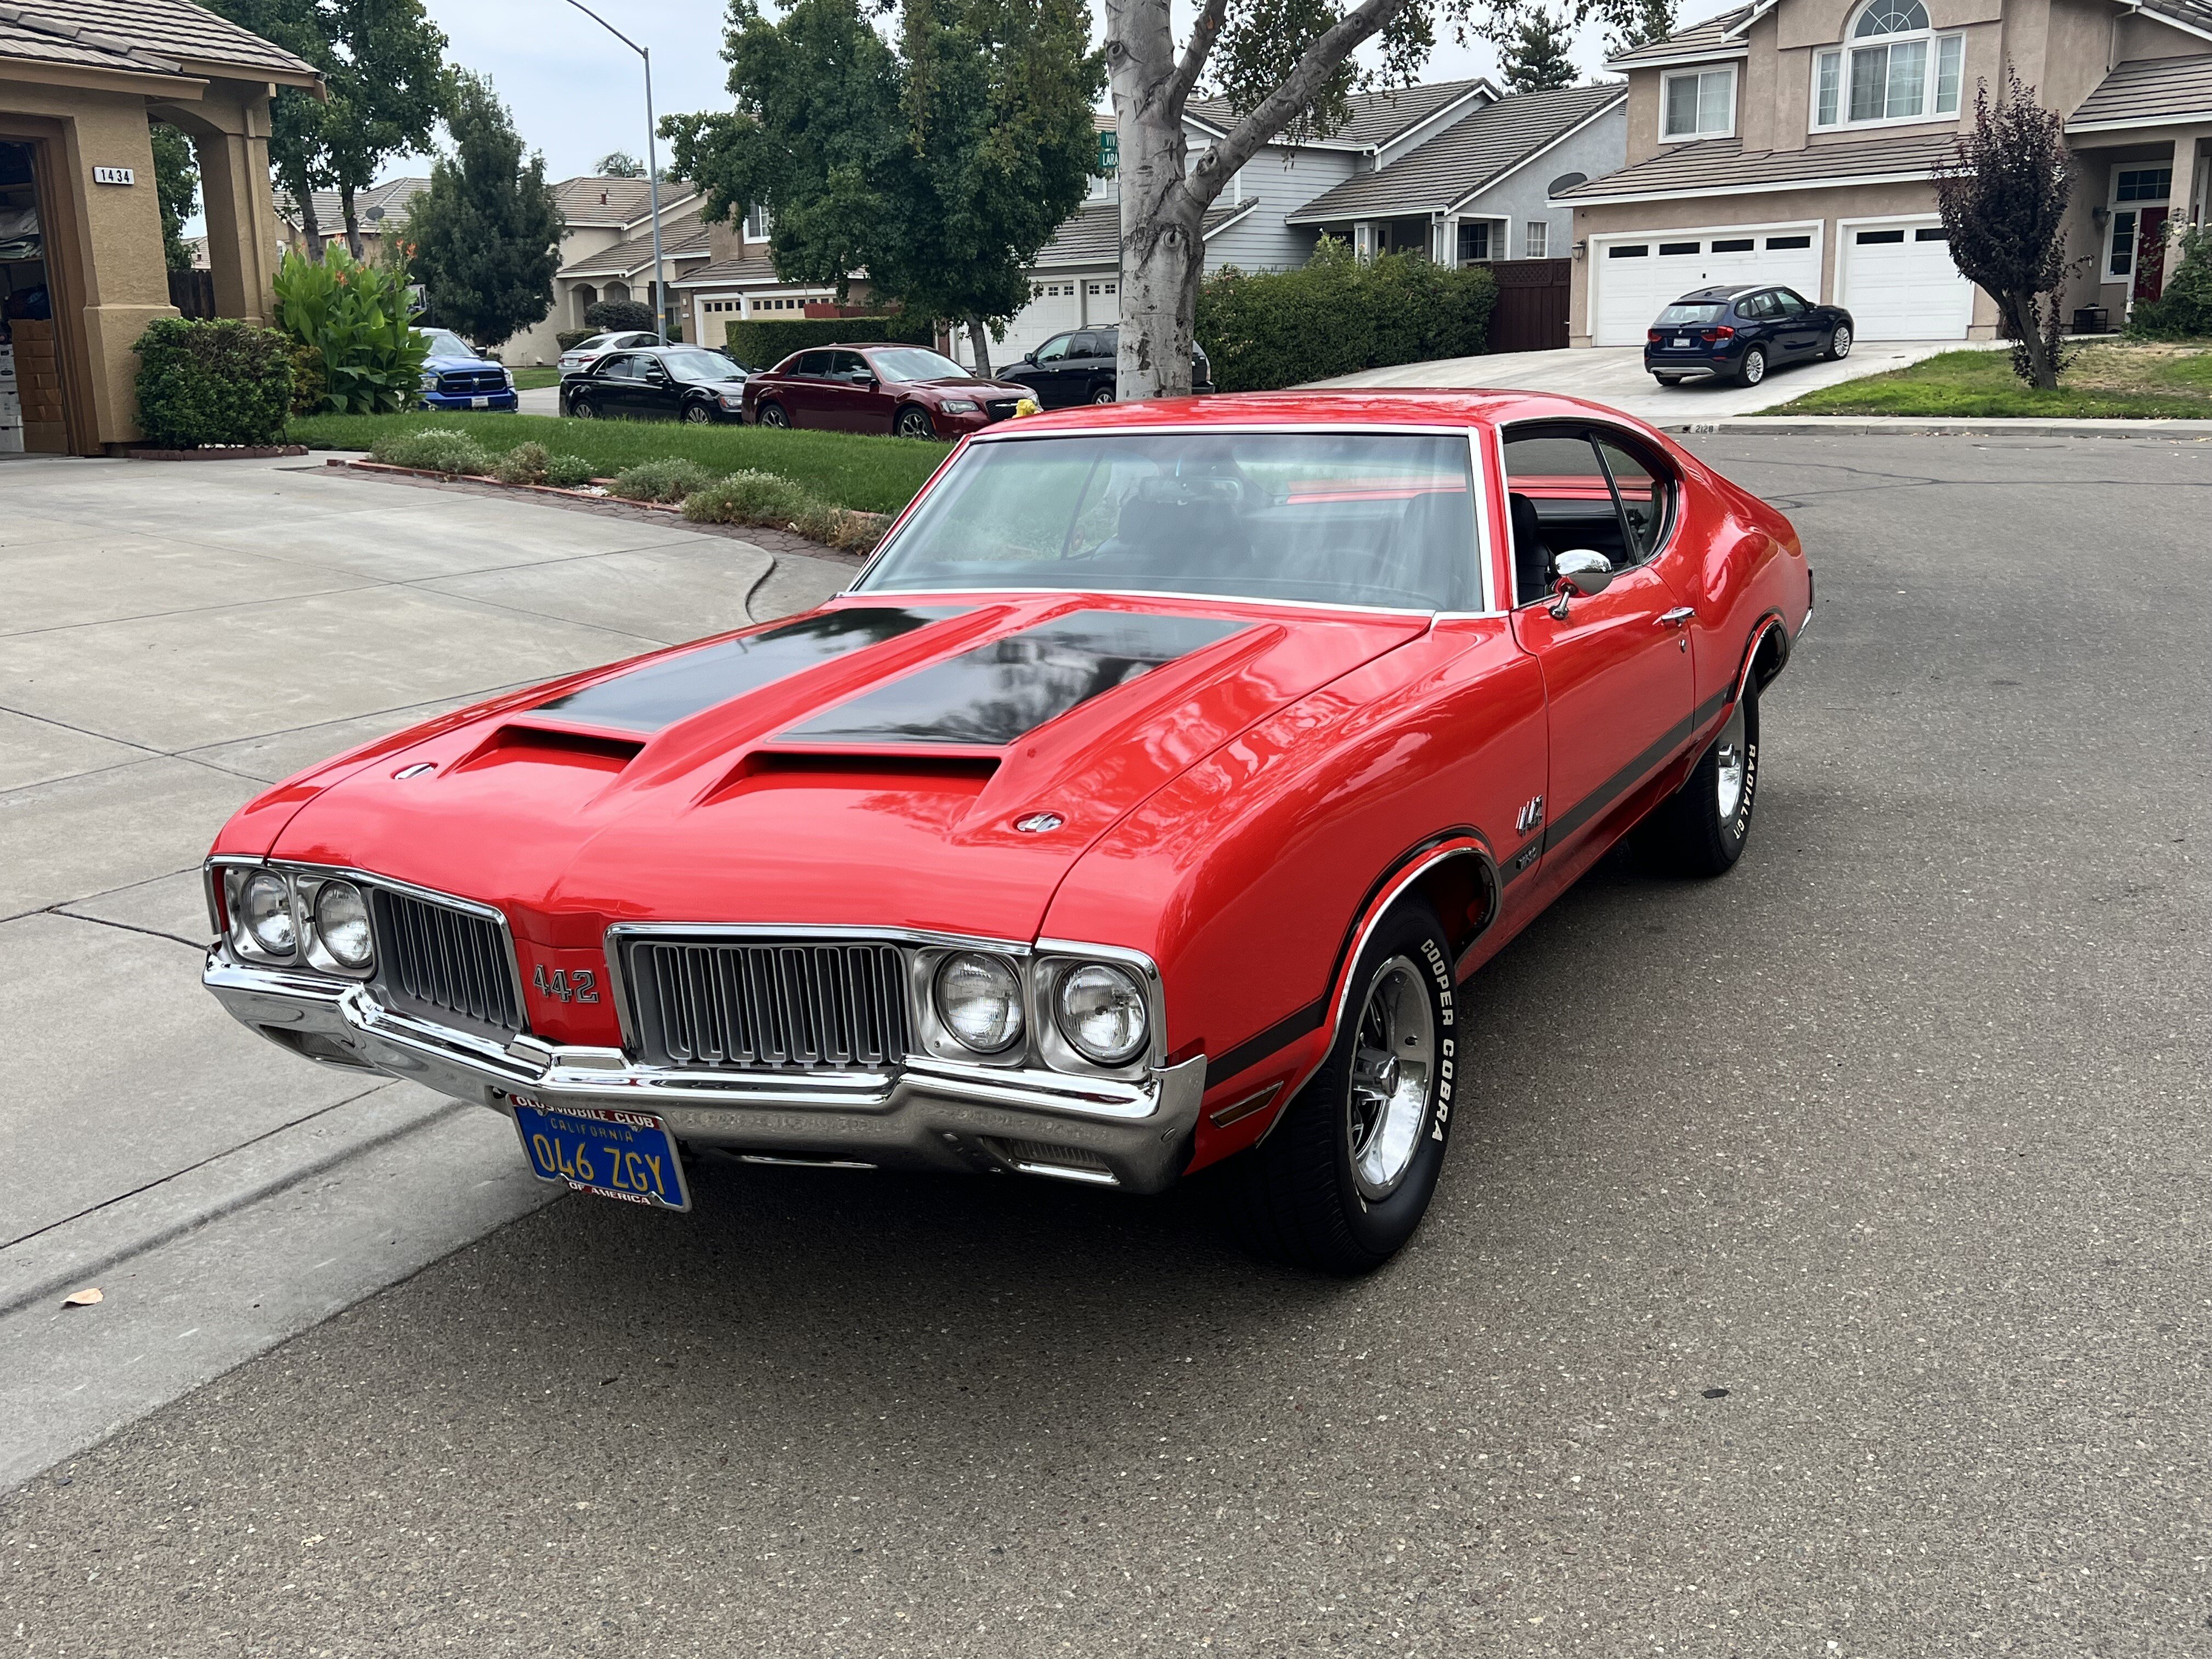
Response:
[682, 400, 715, 424]
[1232, 899, 1458, 1275]
[1639, 678, 1759, 877]
[570, 395, 597, 420]
[1826, 324, 1853, 360]
[1737, 346, 1768, 387]
[895, 405, 938, 439]
[1090, 383, 1115, 404]
[757, 400, 789, 428]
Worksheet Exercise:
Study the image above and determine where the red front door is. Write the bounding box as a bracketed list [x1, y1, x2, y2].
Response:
[2135, 206, 2171, 302]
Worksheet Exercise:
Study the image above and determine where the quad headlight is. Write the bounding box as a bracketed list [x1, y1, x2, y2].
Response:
[1053, 962, 1149, 1065]
[313, 879, 374, 968]
[221, 865, 376, 973]
[933, 951, 1025, 1054]
[239, 871, 297, 956]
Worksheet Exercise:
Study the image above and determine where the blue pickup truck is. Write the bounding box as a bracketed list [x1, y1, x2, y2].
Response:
[415, 328, 518, 412]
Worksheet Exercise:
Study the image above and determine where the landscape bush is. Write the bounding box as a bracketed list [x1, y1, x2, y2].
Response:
[285, 337, 326, 416]
[369, 425, 492, 474]
[584, 297, 657, 332]
[556, 328, 596, 352]
[611, 455, 717, 503]
[681, 470, 886, 552]
[490, 441, 550, 483]
[1194, 240, 1497, 392]
[721, 312, 935, 371]
[2127, 226, 2212, 341]
[132, 317, 295, 448]
[273, 247, 430, 414]
[541, 452, 599, 488]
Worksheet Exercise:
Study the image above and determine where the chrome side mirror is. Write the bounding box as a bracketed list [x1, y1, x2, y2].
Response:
[1547, 550, 1615, 618]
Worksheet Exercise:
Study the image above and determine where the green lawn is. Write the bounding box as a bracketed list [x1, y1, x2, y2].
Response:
[1777, 341, 2212, 417]
[509, 366, 562, 391]
[286, 411, 950, 517]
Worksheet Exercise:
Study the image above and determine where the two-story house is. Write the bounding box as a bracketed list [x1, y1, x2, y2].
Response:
[1559, 0, 2211, 345]
[500, 176, 704, 365]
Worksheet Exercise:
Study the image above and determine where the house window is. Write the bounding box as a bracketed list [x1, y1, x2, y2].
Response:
[1815, 1, 1962, 128]
[2107, 168, 2172, 279]
[1525, 221, 1548, 258]
[743, 204, 769, 240]
[1662, 67, 1735, 139]
[1457, 221, 1492, 263]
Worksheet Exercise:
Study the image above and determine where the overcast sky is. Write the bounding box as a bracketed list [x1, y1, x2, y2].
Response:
[369, 0, 1739, 188]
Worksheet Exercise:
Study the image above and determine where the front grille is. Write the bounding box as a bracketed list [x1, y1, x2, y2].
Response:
[624, 938, 910, 1070]
[371, 888, 523, 1038]
[984, 398, 1020, 420]
[437, 369, 506, 394]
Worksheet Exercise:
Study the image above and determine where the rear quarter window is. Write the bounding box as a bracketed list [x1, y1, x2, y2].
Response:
[1656, 303, 1728, 326]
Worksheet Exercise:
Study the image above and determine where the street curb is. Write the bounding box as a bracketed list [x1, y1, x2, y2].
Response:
[1664, 416, 2212, 438]
[0, 1087, 466, 1319]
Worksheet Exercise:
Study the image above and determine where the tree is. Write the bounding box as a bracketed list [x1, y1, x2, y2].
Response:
[1500, 9, 1577, 93]
[149, 122, 199, 271]
[400, 71, 564, 347]
[1103, 0, 1640, 397]
[1607, 0, 1675, 55]
[319, 0, 450, 256]
[594, 150, 646, 177]
[1934, 69, 2073, 389]
[665, 0, 1101, 373]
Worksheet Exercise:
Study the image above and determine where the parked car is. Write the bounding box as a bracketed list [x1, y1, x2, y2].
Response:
[557, 330, 666, 376]
[997, 325, 1215, 408]
[560, 346, 750, 424]
[1645, 285, 1853, 387]
[414, 329, 516, 412]
[201, 389, 1809, 1274]
[741, 343, 1034, 438]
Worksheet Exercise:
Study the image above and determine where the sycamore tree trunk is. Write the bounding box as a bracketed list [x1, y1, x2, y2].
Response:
[1104, 0, 1415, 399]
[341, 184, 364, 258]
[2004, 290, 2059, 389]
[292, 176, 327, 260]
[966, 316, 994, 376]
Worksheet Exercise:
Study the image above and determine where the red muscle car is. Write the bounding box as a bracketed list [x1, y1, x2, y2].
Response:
[204, 391, 1810, 1272]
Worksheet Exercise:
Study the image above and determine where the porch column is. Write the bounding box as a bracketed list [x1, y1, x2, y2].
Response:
[2172, 128, 2210, 233]
[186, 91, 280, 326]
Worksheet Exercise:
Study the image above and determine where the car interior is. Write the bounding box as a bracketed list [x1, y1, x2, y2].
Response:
[1502, 427, 1672, 606]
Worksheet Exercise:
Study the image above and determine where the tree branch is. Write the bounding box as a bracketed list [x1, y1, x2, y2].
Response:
[1166, 0, 1229, 111]
[1187, 0, 1418, 201]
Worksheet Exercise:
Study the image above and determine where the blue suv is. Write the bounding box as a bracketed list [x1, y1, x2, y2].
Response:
[1644, 285, 1854, 389]
[415, 328, 518, 412]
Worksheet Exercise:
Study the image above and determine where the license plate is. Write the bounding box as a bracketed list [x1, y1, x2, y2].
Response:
[1673, 336, 1692, 348]
[471, 395, 489, 408]
[509, 1094, 689, 1210]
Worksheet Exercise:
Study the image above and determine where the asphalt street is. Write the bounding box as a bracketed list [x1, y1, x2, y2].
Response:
[3, 435, 2208, 1657]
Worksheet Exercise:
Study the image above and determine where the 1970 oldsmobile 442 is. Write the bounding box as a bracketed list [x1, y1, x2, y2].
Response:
[203, 390, 1810, 1272]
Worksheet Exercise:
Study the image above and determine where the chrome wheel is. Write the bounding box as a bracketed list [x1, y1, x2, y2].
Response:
[1345, 956, 1436, 1202]
[1831, 325, 1853, 359]
[682, 402, 713, 424]
[896, 406, 936, 439]
[758, 402, 789, 428]
[571, 397, 596, 419]
[1714, 698, 1749, 822]
[1091, 386, 1114, 404]
[1741, 348, 1766, 386]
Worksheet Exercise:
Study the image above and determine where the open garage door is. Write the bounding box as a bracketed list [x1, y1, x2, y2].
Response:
[1837, 220, 1976, 341]
[1590, 227, 1821, 347]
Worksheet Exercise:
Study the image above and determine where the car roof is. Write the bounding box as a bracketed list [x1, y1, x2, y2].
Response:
[1674, 286, 1757, 302]
[997, 388, 1670, 439]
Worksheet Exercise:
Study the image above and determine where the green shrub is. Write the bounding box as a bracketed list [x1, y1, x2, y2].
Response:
[556, 328, 596, 352]
[132, 317, 295, 447]
[585, 297, 656, 332]
[610, 455, 716, 503]
[370, 426, 492, 474]
[491, 441, 549, 484]
[721, 312, 935, 373]
[273, 247, 430, 414]
[2127, 226, 2212, 341]
[541, 452, 598, 488]
[1194, 240, 1498, 392]
[286, 337, 326, 416]
[681, 470, 887, 552]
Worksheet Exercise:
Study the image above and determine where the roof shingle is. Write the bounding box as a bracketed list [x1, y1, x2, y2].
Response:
[0, 0, 318, 79]
[2068, 53, 2212, 127]
[558, 202, 711, 278]
[1606, 2, 1757, 67]
[1556, 130, 1957, 200]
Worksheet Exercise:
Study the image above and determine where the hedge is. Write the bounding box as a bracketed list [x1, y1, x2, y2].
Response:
[1194, 240, 1498, 392]
[2127, 226, 2212, 341]
[721, 312, 935, 371]
[133, 317, 295, 447]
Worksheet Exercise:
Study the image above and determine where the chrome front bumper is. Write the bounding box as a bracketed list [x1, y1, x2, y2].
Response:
[204, 951, 1207, 1193]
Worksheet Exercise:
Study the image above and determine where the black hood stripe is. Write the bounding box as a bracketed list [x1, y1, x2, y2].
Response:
[781, 610, 1250, 748]
[533, 607, 968, 734]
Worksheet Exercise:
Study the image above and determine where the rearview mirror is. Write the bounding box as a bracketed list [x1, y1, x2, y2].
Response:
[1547, 550, 1616, 618]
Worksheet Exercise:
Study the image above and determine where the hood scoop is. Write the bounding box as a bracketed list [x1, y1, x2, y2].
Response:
[454, 723, 645, 775]
[704, 749, 1000, 806]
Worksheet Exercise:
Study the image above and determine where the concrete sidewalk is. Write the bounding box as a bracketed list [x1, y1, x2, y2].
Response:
[0, 454, 850, 1482]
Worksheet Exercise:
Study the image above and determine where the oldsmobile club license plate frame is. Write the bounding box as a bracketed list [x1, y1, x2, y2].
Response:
[505, 1092, 691, 1211]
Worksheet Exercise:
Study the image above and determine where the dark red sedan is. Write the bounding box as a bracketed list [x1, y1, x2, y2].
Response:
[740, 343, 1034, 438]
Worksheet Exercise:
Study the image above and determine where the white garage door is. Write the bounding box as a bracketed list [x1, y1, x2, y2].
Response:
[973, 277, 1085, 370]
[1591, 228, 1822, 347]
[1838, 221, 1976, 341]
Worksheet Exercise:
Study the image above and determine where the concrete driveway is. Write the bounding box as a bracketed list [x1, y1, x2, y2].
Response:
[1316, 338, 1977, 420]
[0, 454, 850, 1483]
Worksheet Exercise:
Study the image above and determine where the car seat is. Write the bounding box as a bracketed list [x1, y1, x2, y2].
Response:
[1508, 492, 1550, 607]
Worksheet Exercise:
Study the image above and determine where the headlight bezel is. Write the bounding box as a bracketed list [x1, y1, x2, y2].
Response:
[936, 397, 979, 414]
[929, 950, 1026, 1057]
[214, 862, 380, 979]
[903, 939, 1164, 1077]
[235, 869, 299, 961]
[1049, 960, 1150, 1066]
[309, 877, 375, 972]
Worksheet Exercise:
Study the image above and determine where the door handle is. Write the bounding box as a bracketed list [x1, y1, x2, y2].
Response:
[1658, 607, 1695, 627]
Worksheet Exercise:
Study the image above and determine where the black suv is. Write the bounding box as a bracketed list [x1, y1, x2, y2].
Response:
[998, 325, 1215, 407]
[1644, 285, 1854, 389]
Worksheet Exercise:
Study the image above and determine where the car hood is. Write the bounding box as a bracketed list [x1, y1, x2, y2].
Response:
[912, 375, 1028, 397]
[261, 595, 1430, 951]
[428, 354, 503, 374]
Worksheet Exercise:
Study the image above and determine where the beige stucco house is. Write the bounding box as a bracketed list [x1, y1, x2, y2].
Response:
[1, 0, 319, 453]
[497, 176, 703, 365]
[1559, 0, 2211, 344]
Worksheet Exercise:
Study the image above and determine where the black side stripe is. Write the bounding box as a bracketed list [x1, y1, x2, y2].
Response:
[1209, 997, 1328, 1088]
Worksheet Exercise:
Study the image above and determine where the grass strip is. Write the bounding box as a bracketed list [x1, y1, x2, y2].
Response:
[1778, 343, 2212, 418]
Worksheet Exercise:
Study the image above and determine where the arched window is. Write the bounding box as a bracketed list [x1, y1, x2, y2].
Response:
[1816, 0, 1961, 127]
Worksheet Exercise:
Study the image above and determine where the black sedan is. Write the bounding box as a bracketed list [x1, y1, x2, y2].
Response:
[561, 346, 751, 423]
[1645, 286, 1853, 388]
[996, 324, 1214, 408]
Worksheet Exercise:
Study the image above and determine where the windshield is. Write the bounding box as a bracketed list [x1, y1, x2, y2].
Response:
[1656, 303, 1728, 326]
[870, 347, 969, 383]
[417, 329, 476, 359]
[661, 347, 744, 382]
[857, 431, 1482, 611]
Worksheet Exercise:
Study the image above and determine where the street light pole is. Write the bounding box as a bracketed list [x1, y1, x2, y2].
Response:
[561, 0, 669, 341]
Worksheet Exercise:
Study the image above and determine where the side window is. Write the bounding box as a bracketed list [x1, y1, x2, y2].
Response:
[1591, 432, 1673, 565]
[1072, 332, 1107, 359]
[1034, 334, 1072, 364]
[600, 354, 636, 380]
[1502, 430, 1612, 607]
[1771, 289, 1808, 316]
[792, 350, 833, 378]
[828, 349, 868, 382]
[1743, 291, 1778, 320]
